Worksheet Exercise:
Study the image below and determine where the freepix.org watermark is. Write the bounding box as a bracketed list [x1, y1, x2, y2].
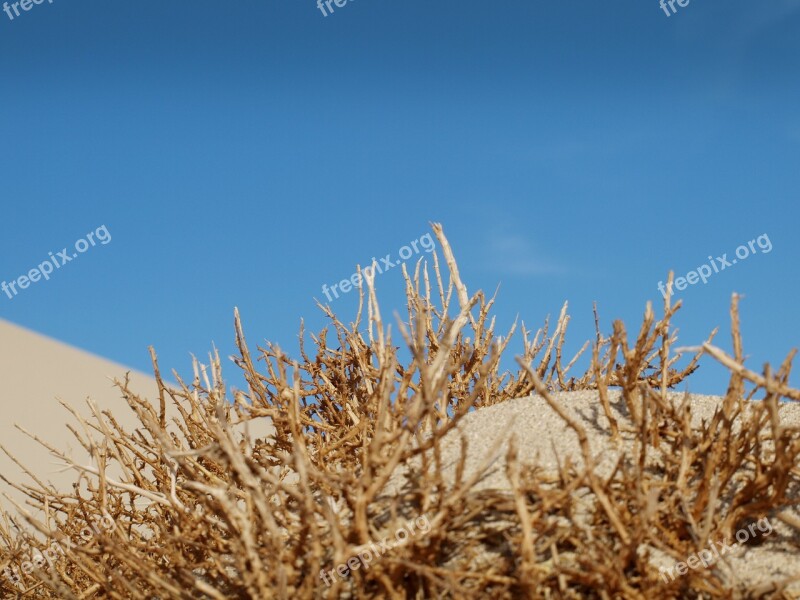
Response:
[657, 233, 772, 300]
[658, 0, 692, 17]
[320, 232, 435, 303]
[3, 511, 115, 590]
[3, 0, 54, 22]
[319, 515, 431, 586]
[1, 225, 111, 301]
[659, 517, 773, 582]
[316, 0, 354, 17]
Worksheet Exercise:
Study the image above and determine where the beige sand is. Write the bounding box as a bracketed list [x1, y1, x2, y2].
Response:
[0, 319, 275, 520]
[433, 391, 800, 595]
[0, 319, 277, 518]
[0, 319, 159, 513]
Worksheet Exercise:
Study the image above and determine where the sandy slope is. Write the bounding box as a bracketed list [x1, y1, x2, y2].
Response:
[0, 319, 275, 520]
[434, 391, 800, 595]
[0, 319, 158, 513]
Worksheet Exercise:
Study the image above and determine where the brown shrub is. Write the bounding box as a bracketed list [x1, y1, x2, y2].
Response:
[1, 223, 798, 599]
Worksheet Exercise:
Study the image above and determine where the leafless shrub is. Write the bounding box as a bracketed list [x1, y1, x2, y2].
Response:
[1, 224, 798, 599]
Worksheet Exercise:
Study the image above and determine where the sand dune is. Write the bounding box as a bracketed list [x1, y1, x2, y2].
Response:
[433, 391, 800, 594]
[0, 319, 158, 512]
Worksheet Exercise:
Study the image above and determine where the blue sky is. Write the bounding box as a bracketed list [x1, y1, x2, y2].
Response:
[1, 0, 799, 395]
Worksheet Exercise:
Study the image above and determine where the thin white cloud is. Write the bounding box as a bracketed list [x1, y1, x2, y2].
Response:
[482, 233, 565, 276]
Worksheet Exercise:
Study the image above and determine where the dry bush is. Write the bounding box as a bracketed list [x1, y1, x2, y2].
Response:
[1, 223, 799, 599]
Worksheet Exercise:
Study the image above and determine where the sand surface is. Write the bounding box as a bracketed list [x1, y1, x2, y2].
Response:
[0, 319, 159, 513]
[431, 390, 800, 595]
[0, 319, 273, 519]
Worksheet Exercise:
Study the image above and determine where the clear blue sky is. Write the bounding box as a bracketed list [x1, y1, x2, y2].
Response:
[1, 0, 798, 395]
